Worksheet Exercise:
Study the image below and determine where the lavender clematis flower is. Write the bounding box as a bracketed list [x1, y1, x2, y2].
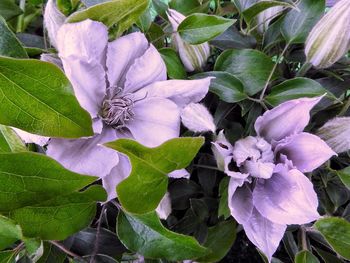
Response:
[29, 19, 212, 203]
[212, 97, 336, 261]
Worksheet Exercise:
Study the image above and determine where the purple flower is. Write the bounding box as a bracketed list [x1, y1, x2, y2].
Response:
[212, 97, 336, 261]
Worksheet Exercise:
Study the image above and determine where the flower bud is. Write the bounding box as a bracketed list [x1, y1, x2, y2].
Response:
[167, 9, 210, 72]
[181, 103, 216, 133]
[44, 0, 66, 48]
[257, 6, 284, 33]
[317, 117, 350, 153]
[211, 130, 233, 171]
[305, 0, 350, 69]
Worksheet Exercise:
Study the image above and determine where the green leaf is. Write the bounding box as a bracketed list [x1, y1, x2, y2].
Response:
[0, 251, 16, 263]
[215, 49, 276, 95]
[169, 0, 210, 15]
[117, 210, 208, 260]
[314, 247, 345, 263]
[294, 250, 320, 263]
[0, 0, 22, 20]
[0, 17, 27, 58]
[337, 167, 350, 190]
[159, 48, 187, 79]
[192, 71, 248, 103]
[146, 22, 164, 49]
[105, 137, 204, 214]
[178, 14, 235, 44]
[314, 217, 350, 260]
[265, 77, 328, 106]
[0, 125, 26, 153]
[67, 0, 149, 36]
[0, 57, 93, 138]
[218, 177, 230, 219]
[10, 186, 106, 240]
[196, 220, 236, 262]
[0, 216, 22, 250]
[0, 152, 97, 212]
[37, 242, 66, 263]
[281, 0, 325, 44]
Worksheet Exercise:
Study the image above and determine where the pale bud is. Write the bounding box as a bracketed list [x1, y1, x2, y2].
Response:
[305, 0, 350, 69]
[317, 117, 350, 153]
[167, 9, 210, 72]
[44, 0, 66, 48]
[211, 130, 233, 171]
[257, 6, 284, 33]
[181, 103, 216, 133]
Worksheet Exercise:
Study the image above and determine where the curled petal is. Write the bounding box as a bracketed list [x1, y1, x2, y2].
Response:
[228, 181, 253, 224]
[253, 168, 320, 225]
[275, 132, 336, 173]
[211, 130, 233, 171]
[243, 208, 287, 262]
[232, 136, 260, 166]
[243, 160, 275, 179]
[224, 156, 250, 180]
[181, 103, 216, 133]
[167, 9, 185, 31]
[255, 97, 322, 142]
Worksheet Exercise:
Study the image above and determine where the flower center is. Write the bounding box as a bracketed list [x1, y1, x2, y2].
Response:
[100, 94, 134, 129]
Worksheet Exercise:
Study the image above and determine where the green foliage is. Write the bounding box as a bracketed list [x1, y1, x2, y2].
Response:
[0, 17, 27, 58]
[159, 48, 187, 79]
[0, 0, 22, 20]
[294, 250, 320, 263]
[337, 166, 350, 189]
[0, 125, 26, 153]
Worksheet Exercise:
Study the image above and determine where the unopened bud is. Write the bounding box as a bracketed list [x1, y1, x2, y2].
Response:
[181, 103, 216, 133]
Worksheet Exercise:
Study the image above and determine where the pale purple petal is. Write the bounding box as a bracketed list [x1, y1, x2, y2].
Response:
[12, 128, 49, 146]
[106, 32, 148, 91]
[232, 136, 260, 166]
[275, 132, 336, 173]
[40, 53, 63, 70]
[243, 160, 275, 179]
[255, 97, 322, 142]
[127, 97, 180, 147]
[167, 9, 186, 31]
[102, 153, 131, 200]
[156, 192, 172, 219]
[228, 181, 253, 224]
[47, 127, 119, 178]
[168, 169, 190, 179]
[181, 103, 216, 133]
[132, 78, 212, 108]
[123, 45, 167, 94]
[243, 208, 287, 262]
[253, 168, 320, 225]
[57, 20, 108, 120]
[224, 156, 250, 180]
[43, 0, 65, 48]
[211, 130, 233, 171]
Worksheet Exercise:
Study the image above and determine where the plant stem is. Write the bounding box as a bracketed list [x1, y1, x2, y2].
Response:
[296, 62, 312, 77]
[50, 241, 85, 261]
[16, 0, 26, 33]
[300, 226, 308, 251]
[89, 205, 106, 263]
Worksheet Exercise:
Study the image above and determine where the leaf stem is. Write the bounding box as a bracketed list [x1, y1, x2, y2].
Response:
[296, 62, 312, 77]
[16, 0, 26, 33]
[49, 241, 85, 261]
[300, 226, 308, 251]
[89, 205, 106, 263]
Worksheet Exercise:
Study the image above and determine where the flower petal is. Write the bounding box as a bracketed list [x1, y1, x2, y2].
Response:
[47, 127, 119, 178]
[133, 78, 212, 108]
[127, 97, 180, 147]
[224, 156, 250, 180]
[123, 45, 167, 94]
[211, 130, 233, 171]
[232, 136, 260, 166]
[275, 132, 336, 173]
[168, 169, 190, 179]
[228, 180, 253, 224]
[57, 20, 108, 119]
[181, 103, 216, 133]
[107, 32, 148, 91]
[255, 97, 322, 142]
[253, 168, 320, 225]
[12, 128, 49, 146]
[156, 192, 172, 219]
[243, 208, 287, 262]
[44, 0, 65, 48]
[243, 160, 275, 179]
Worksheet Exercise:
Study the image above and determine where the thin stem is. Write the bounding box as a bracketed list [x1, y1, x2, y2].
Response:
[301, 226, 308, 251]
[338, 95, 350, 116]
[296, 62, 312, 77]
[89, 205, 106, 263]
[259, 43, 290, 101]
[50, 241, 85, 261]
[248, 97, 268, 110]
[16, 0, 26, 33]
[193, 164, 221, 171]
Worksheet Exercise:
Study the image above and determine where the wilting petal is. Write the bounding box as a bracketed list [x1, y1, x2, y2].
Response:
[243, 208, 287, 262]
[47, 127, 119, 178]
[12, 128, 49, 146]
[255, 97, 322, 142]
[181, 103, 216, 133]
[156, 192, 172, 219]
[232, 136, 260, 166]
[228, 181, 253, 224]
[211, 130, 233, 171]
[102, 153, 131, 200]
[57, 20, 108, 119]
[123, 45, 166, 94]
[243, 160, 275, 179]
[127, 97, 180, 147]
[44, 0, 65, 48]
[253, 168, 320, 225]
[133, 78, 212, 108]
[107, 32, 148, 91]
[275, 132, 336, 173]
[168, 169, 190, 179]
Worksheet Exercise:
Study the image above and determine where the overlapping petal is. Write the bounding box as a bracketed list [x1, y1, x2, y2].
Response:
[228, 181, 253, 224]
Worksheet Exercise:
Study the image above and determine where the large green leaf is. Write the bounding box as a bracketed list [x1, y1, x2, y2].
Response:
[0, 17, 27, 58]
[0, 216, 22, 250]
[159, 48, 187, 79]
[67, 0, 149, 36]
[214, 49, 276, 95]
[294, 250, 320, 263]
[314, 217, 350, 260]
[169, 0, 210, 15]
[105, 137, 204, 214]
[0, 125, 26, 153]
[0, 0, 22, 20]
[265, 77, 328, 106]
[178, 14, 235, 44]
[0, 152, 97, 212]
[281, 0, 325, 44]
[337, 167, 350, 190]
[0, 251, 16, 263]
[192, 71, 248, 103]
[0, 57, 93, 138]
[117, 210, 208, 260]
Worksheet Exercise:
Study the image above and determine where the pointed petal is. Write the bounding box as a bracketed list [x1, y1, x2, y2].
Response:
[107, 32, 148, 90]
[156, 192, 172, 219]
[12, 128, 49, 146]
[132, 78, 212, 108]
[228, 181, 253, 224]
[255, 97, 322, 142]
[253, 168, 320, 225]
[123, 45, 167, 94]
[127, 97, 180, 147]
[44, 0, 65, 48]
[168, 169, 190, 179]
[275, 132, 336, 173]
[181, 103, 216, 133]
[102, 153, 131, 200]
[243, 208, 287, 262]
[47, 127, 119, 178]
[57, 20, 108, 119]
